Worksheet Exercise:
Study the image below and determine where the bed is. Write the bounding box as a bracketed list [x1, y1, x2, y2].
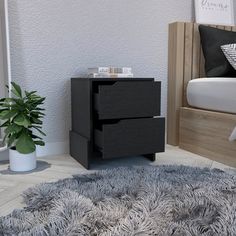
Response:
[167, 22, 236, 167]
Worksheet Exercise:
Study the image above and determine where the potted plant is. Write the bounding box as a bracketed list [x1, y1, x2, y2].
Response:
[0, 82, 46, 172]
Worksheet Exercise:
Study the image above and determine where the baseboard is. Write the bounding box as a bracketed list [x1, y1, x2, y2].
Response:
[0, 141, 69, 161]
[36, 141, 69, 157]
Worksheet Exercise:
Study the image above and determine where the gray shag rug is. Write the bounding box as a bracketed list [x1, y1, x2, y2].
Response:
[1, 166, 236, 236]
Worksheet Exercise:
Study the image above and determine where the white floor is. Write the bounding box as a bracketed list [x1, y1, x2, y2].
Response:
[0, 145, 235, 217]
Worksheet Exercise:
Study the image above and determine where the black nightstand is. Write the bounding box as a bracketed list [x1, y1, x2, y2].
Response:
[70, 78, 165, 169]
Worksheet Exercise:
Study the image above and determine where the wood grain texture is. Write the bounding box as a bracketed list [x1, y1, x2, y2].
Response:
[167, 22, 236, 146]
[192, 24, 201, 80]
[167, 22, 185, 145]
[183, 23, 193, 106]
[179, 107, 236, 167]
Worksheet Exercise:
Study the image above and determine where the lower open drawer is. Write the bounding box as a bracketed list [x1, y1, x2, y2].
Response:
[94, 118, 165, 159]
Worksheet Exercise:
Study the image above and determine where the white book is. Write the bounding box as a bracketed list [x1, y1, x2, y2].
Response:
[88, 67, 132, 74]
[88, 73, 134, 78]
[122, 67, 132, 74]
[88, 67, 110, 74]
[110, 67, 132, 74]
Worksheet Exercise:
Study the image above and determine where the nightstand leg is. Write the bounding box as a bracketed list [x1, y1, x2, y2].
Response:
[144, 153, 156, 162]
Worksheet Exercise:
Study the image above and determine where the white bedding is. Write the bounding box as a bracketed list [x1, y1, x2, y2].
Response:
[187, 78, 236, 114]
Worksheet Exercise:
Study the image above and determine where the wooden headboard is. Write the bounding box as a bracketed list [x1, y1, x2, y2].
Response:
[167, 22, 236, 146]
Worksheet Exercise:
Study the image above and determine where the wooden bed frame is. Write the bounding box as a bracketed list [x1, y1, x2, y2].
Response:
[167, 22, 236, 167]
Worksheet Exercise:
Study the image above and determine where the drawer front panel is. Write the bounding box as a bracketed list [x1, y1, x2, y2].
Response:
[94, 81, 161, 119]
[95, 118, 165, 159]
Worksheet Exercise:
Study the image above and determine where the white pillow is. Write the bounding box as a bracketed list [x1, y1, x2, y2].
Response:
[221, 44, 236, 70]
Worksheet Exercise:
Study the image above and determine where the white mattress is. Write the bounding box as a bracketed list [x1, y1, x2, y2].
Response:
[187, 78, 236, 114]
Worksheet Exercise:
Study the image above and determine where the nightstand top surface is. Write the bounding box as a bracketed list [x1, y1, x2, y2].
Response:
[71, 77, 155, 82]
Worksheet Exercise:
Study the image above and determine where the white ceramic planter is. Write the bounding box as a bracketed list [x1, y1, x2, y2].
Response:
[9, 149, 36, 172]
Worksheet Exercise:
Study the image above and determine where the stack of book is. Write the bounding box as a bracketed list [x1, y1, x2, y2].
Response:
[88, 67, 133, 78]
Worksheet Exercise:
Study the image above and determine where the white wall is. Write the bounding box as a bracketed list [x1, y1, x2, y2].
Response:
[0, 0, 6, 99]
[7, 0, 194, 155]
[0, 2, 5, 142]
[0, 0, 8, 159]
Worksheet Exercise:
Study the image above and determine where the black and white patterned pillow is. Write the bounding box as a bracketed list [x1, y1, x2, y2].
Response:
[221, 44, 236, 70]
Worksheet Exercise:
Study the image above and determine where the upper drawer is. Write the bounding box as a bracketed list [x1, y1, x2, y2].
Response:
[94, 81, 161, 119]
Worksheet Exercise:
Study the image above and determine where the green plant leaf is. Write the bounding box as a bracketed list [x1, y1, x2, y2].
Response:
[25, 91, 37, 97]
[7, 133, 18, 147]
[32, 126, 46, 136]
[34, 140, 45, 146]
[11, 82, 22, 98]
[1, 98, 13, 103]
[2, 133, 9, 145]
[4, 124, 22, 135]
[0, 110, 18, 120]
[14, 114, 31, 128]
[31, 117, 43, 125]
[16, 132, 35, 154]
[1, 83, 46, 149]
[0, 104, 13, 108]
[31, 134, 43, 140]
[34, 108, 45, 111]
[12, 98, 24, 106]
[31, 111, 45, 117]
[0, 120, 10, 127]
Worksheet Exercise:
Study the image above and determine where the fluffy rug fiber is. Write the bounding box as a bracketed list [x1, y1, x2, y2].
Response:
[1, 166, 236, 236]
